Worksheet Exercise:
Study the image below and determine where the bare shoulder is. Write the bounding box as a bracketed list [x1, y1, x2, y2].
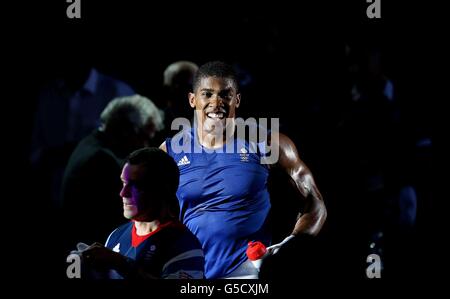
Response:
[267, 131, 295, 147]
[159, 141, 167, 152]
[269, 132, 300, 162]
[259, 131, 299, 170]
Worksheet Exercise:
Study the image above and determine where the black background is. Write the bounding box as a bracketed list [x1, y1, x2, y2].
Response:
[4, 0, 437, 295]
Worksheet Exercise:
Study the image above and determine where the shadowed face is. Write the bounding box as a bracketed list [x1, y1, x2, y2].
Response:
[119, 163, 161, 221]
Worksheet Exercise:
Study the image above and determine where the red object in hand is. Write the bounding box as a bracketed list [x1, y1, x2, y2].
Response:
[246, 241, 267, 261]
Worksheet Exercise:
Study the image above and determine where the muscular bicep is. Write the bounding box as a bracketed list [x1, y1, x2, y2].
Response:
[271, 133, 327, 235]
[275, 133, 322, 200]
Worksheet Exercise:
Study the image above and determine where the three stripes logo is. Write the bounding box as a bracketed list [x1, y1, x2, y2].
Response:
[177, 155, 190, 166]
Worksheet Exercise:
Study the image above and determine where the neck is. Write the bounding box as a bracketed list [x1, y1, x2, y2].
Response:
[196, 119, 236, 149]
[134, 220, 160, 236]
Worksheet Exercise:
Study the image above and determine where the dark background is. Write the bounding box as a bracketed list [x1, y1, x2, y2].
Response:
[6, 0, 435, 293]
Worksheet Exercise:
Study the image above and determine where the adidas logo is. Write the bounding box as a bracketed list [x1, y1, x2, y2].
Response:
[113, 243, 120, 253]
[177, 155, 190, 166]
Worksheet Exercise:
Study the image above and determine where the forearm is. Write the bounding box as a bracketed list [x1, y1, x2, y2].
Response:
[292, 196, 327, 236]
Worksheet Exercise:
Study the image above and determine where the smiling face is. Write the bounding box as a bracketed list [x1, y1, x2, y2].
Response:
[189, 76, 241, 135]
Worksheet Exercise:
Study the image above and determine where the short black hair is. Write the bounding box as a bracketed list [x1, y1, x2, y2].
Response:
[126, 147, 180, 218]
[193, 61, 238, 92]
[126, 147, 179, 196]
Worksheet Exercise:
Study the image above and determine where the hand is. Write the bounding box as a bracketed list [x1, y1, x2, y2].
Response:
[70, 242, 90, 255]
[81, 242, 123, 270]
[266, 235, 295, 256]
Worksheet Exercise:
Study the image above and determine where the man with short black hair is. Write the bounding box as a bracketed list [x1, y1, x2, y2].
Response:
[79, 147, 205, 279]
[161, 61, 327, 278]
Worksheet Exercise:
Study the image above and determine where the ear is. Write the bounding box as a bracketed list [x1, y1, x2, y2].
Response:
[189, 92, 196, 108]
[235, 93, 241, 108]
